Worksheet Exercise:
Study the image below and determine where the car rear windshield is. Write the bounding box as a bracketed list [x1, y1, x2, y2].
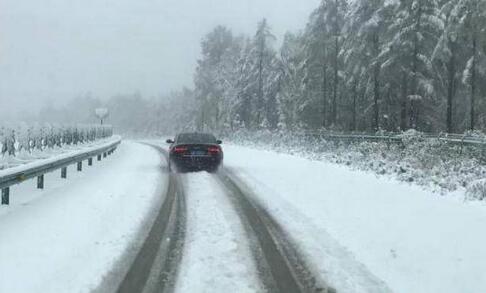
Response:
[177, 133, 217, 144]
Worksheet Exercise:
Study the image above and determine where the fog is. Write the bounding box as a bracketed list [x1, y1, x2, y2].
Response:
[0, 0, 320, 119]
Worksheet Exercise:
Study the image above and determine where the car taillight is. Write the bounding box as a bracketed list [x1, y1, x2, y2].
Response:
[173, 146, 187, 154]
[208, 146, 220, 155]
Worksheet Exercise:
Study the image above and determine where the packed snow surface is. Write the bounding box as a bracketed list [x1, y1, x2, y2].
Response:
[224, 144, 486, 293]
[0, 141, 164, 293]
[175, 172, 262, 293]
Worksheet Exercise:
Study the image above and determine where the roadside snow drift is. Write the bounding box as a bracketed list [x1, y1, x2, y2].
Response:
[224, 144, 486, 293]
[0, 141, 164, 293]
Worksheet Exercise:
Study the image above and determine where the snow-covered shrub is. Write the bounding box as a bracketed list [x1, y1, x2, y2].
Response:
[466, 179, 486, 201]
[0, 123, 113, 168]
[225, 129, 486, 199]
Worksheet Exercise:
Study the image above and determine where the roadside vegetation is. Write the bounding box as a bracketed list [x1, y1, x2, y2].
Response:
[226, 129, 486, 200]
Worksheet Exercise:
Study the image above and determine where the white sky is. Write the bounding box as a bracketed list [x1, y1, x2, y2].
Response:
[0, 0, 320, 115]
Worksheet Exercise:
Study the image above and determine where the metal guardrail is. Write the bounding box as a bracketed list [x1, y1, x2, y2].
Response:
[1, 139, 121, 205]
[304, 131, 486, 147]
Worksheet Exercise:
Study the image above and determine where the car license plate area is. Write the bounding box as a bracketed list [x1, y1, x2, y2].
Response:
[191, 150, 206, 156]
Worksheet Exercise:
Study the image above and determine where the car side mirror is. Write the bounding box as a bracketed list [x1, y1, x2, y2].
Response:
[166, 139, 174, 144]
[216, 140, 222, 145]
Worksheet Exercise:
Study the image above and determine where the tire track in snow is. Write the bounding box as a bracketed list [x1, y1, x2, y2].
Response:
[174, 172, 264, 293]
[116, 145, 186, 293]
[217, 170, 333, 293]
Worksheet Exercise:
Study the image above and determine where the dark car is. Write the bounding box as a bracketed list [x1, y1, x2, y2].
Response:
[166, 133, 223, 173]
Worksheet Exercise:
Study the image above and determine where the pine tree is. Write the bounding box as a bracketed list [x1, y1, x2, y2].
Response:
[380, 0, 443, 130]
[194, 26, 234, 131]
[343, 0, 387, 131]
[252, 19, 277, 128]
[277, 33, 306, 130]
[458, 0, 486, 130]
[302, 0, 347, 129]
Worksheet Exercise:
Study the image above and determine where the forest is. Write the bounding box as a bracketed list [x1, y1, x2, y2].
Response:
[38, 0, 486, 135]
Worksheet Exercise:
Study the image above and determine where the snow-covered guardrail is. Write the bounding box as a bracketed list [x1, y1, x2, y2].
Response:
[0, 137, 121, 205]
[305, 131, 486, 148]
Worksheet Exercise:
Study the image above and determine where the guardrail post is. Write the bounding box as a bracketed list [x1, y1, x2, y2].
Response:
[103, 152, 107, 158]
[61, 167, 67, 178]
[37, 175, 44, 189]
[460, 136, 465, 155]
[88, 158, 93, 166]
[1, 188, 9, 205]
[77, 161, 82, 171]
[97, 154, 102, 161]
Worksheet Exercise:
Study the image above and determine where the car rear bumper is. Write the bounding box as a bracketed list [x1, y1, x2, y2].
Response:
[170, 155, 222, 172]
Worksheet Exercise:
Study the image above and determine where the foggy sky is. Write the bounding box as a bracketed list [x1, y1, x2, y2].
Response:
[0, 0, 320, 117]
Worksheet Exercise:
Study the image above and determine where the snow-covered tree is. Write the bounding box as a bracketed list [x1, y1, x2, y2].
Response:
[343, 0, 389, 131]
[194, 26, 235, 131]
[380, 0, 444, 130]
[301, 0, 348, 129]
[276, 33, 306, 130]
[458, 0, 486, 130]
[251, 19, 278, 128]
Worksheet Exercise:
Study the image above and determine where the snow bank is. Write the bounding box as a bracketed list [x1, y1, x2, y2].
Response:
[224, 144, 486, 293]
[0, 141, 164, 293]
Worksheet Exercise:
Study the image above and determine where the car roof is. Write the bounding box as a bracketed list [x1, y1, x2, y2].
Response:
[175, 132, 217, 143]
[177, 132, 214, 136]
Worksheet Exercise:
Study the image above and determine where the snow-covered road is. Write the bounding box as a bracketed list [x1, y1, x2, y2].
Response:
[0, 141, 165, 293]
[113, 143, 324, 293]
[224, 144, 486, 293]
[175, 173, 262, 293]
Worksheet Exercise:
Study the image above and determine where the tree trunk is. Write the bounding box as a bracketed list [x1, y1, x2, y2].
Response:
[410, 3, 422, 130]
[352, 80, 357, 131]
[332, 35, 339, 126]
[400, 73, 408, 130]
[470, 34, 477, 130]
[257, 39, 265, 128]
[385, 87, 392, 131]
[322, 63, 327, 128]
[373, 31, 380, 131]
[241, 94, 251, 129]
[199, 105, 206, 131]
[446, 40, 456, 133]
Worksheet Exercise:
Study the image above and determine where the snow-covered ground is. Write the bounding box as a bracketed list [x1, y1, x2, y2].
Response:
[0, 141, 164, 293]
[2, 140, 485, 293]
[175, 173, 262, 293]
[224, 144, 486, 293]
